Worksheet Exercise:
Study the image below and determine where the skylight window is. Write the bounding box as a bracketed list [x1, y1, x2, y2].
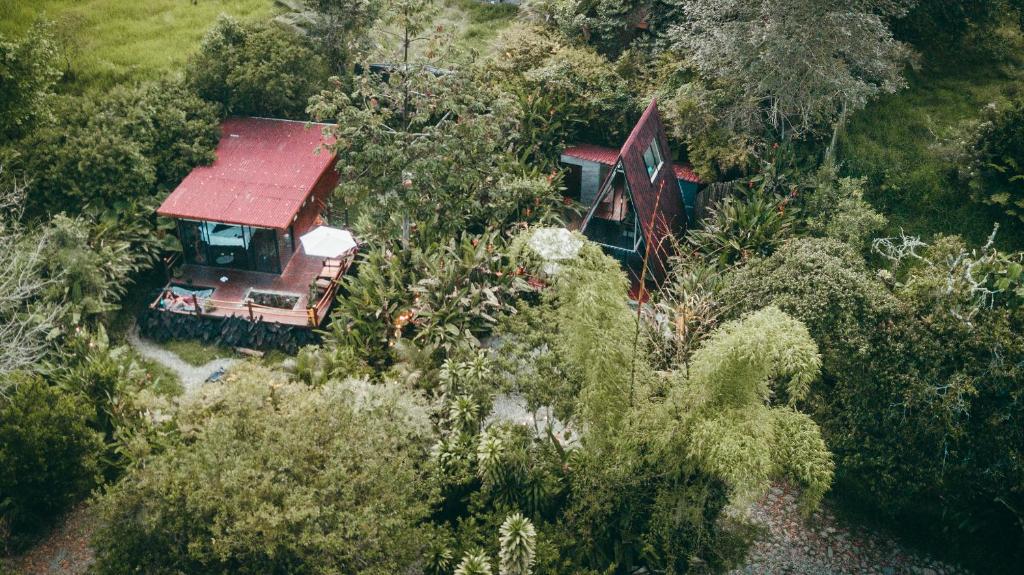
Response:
[642, 139, 663, 181]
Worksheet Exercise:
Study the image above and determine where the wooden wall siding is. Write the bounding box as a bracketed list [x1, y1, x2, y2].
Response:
[693, 181, 735, 224]
[277, 166, 340, 271]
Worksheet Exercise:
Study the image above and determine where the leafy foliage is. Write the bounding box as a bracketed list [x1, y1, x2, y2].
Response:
[485, 25, 634, 163]
[307, 0, 382, 75]
[688, 188, 796, 266]
[800, 168, 887, 248]
[963, 99, 1024, 221]
[0, 375, 102, 548]
[654, 306, 832, 511]
[498, 512, 537, 575]
[723, 234, 1024, 570]
[16, 80, 219, 217]
[0, 22, 61, 143]
[326, 232, 533, 368]
[673, 0, 913, 140]
[187, 16, 327, 119]
[91, 365, 437, 575]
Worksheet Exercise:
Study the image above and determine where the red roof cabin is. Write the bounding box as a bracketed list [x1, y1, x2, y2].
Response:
[153, 117, 352, 328]
[560, 100, 699, 287]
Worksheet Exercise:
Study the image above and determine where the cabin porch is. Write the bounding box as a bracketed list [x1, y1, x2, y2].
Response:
[151, 246, 354, 328]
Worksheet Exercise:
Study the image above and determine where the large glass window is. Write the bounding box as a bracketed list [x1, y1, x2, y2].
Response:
[178, 219, 281, 274]
[583, 167, 641, 253]
[642, 139, 663, 180]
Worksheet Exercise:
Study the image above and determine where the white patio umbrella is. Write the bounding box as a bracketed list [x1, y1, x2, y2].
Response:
[299, 226, 358, 258]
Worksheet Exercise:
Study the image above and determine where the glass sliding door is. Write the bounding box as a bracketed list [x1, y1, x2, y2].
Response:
[177, 219, 281, 274]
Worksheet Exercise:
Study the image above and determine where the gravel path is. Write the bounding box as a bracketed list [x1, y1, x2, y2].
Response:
[730, 482, 969, 575]
[126, 327, 237, 395]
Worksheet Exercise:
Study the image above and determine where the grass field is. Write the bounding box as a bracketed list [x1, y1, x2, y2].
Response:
[841, 31, 1024, 251]
[161, 339, 233, 367]
[0, 0, 278, 90]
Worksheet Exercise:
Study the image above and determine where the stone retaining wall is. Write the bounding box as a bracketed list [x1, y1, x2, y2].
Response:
[138, 309, 320, 354]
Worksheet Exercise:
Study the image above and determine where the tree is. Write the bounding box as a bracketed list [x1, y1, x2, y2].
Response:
[722, 234, 1024, 571]
[0, 375, 102, 547]
[650, 306, 833, 511]
[308, 0, 382, 75]
[0, 170, 62, 382]
[91, 365, 437, 574]
[525, 0, 684, 58]
[17, 81, 219, 217]
[187, 16, 327, 119]
[486, 25, 634, 162]
[672, 0, 913, 141]
[0, 22, 61, 142]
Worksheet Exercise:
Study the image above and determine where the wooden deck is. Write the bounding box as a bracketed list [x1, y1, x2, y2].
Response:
[151, 246, 353, 327]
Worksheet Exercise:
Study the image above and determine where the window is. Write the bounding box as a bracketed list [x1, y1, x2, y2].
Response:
[178, 219, 281, 274]
[642, 139, 663, 181]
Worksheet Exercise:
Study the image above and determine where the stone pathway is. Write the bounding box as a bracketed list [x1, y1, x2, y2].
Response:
[730, 482, 969, 575]
[2, 504, 95, 575]
[126, 327, 237, 395]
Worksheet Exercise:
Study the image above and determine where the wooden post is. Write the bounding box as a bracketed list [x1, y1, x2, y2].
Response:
[306, 307, 316, 327]
[192, 294, 200, 317]
[247, 300, 255, 322]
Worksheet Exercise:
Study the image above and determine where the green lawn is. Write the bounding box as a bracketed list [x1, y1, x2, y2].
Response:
[0, 0, 278, 90]
[135, 355, 185, 397]
[162, 339, 234, 367]
[841, 31, 1024, 251]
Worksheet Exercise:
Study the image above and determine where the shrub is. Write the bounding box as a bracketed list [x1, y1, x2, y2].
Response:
[326, 232, 532, 369]
[963, 99, 1024, 222]
[0, 22, 61, 142]
[0, 376, 102, 547]
[723, 235, 1024, 571]
[800, 170, 887, 248]
[18, 80, 219, 216]
[91, 365, 436, 574]
[487, 25, 634, 162]
[187, 16, 327, 119]
[688, 188, 796, 266]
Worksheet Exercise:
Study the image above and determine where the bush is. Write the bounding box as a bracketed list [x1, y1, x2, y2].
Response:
[963, 99, 1024, 222]
[91, 365, 436, 574]
[0, 376, 102, 547]
[722, 235, 1024, 571]
[487, 25, 634, 162]
[800, 170, 887, 248]
[688, 188, 796, 266]
[0, 22, 61, 142]
[18, 80, 219, 216]
[187, 16, 327, 119]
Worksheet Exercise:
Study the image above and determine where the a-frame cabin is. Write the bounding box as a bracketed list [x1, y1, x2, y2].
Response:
[578, 100, 687, 287]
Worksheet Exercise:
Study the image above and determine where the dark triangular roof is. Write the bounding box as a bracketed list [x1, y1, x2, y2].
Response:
[581, 100, 687, 282]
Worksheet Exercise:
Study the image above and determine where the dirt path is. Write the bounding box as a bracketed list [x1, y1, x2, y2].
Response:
[2, 505, 95, 575]
[730, 482, 969, 575]
[126, 327, 237, 394]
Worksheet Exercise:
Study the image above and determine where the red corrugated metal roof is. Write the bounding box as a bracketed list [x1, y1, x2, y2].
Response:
[673, 163, 701, 184]
[562, 144, 620, 165]
[564, 144, 702, 184]
[157, 117, 337, 229]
